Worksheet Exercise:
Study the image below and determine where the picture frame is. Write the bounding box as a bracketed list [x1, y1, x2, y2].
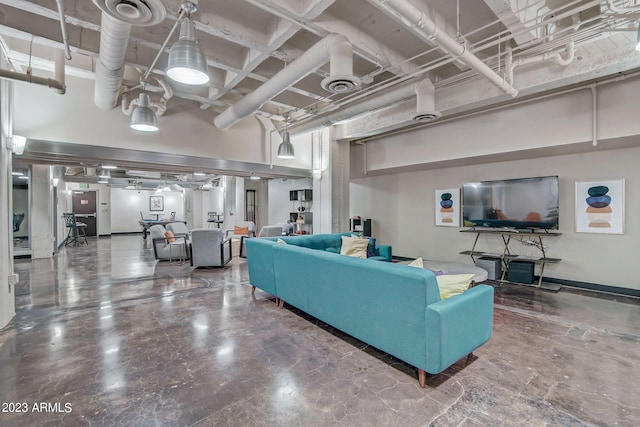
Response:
[435, 188, 460, 227]
[150, 195, 164, 212]
[575, 179, 625, 234]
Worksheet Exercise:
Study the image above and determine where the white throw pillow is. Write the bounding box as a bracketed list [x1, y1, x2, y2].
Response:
[407, 257, 424, 268]
[340, 236, 368, 258]
[436, 274, 475, 300]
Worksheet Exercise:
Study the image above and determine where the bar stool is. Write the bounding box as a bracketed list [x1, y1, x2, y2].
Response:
[63, 213, 88, 246]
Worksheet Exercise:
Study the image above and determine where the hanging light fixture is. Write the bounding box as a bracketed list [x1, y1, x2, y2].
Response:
[130, 93, 158, 132]
[277, 114, 295, 159]
[166, 2, 209, 85]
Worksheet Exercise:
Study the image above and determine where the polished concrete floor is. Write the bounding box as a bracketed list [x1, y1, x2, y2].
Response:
[1, 235, 639, 426]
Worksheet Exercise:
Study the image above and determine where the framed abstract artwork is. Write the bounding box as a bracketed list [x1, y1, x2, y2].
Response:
[435, 188, 460, 227]
[575, 179, 625, 234]
[150, 195, 164, 212]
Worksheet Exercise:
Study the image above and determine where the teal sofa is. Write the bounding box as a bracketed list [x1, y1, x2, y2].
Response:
[245, 233, 493, 387]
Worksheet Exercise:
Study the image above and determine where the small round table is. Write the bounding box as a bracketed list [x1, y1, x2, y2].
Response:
[169, 241, 186, 265]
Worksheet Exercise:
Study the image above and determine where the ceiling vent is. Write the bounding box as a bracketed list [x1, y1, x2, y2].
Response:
[91, 0, 166, 25]
[321, 36, 361, 94]
[412, 79, 441, 123]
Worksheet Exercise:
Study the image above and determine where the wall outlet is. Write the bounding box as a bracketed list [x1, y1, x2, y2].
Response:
[8, 273, 19, 286]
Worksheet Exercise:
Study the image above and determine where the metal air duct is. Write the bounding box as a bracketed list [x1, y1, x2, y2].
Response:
[290, 78, 435, 136]
[91, 0, 166, 110]
[214, 34, 360, 130]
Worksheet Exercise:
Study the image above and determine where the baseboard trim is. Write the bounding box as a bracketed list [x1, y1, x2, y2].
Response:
[544, 277, 639, 298]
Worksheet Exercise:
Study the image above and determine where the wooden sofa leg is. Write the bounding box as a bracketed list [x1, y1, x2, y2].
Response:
[251, 285, 256, 295]
[418, 369, 427, 388]
[278, 299, 284, 309]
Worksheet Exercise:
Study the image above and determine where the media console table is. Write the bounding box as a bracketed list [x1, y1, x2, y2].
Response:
[460, 229, 561, 289]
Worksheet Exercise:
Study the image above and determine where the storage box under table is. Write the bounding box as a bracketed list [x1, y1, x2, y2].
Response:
[507, 261, 535, 284]
[475, 257, 502, 280]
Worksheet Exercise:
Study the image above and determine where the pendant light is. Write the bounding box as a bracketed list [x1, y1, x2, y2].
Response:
[166, 12, 209, 85]
[130, 93, 158, 132]
[277, 114, 295, 159]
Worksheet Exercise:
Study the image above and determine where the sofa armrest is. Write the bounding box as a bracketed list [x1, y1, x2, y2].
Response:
[424, 284, 494, 374]
[375, 244, 392, 262]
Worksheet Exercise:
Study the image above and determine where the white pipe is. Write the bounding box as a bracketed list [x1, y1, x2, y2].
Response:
[94, 12, 132, 110]
[607, 0, 640, 13]
[290, 79, 430, 136]
[0, 50, 66, 94]
[214, 34, 357, 130]
[506, 42, 575, 85]
[368, 0, 518, 97]
[55, 0, 72, 60]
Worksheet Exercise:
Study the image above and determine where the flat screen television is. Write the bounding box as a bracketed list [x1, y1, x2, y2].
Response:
[462, 176, 559, 230]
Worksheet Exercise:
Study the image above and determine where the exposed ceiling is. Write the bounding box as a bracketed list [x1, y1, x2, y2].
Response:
[2, 0, 640, 184]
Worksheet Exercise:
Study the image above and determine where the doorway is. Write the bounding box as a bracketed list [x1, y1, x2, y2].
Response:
[72, 190, 98, 236]
[245, 189, 256, 224]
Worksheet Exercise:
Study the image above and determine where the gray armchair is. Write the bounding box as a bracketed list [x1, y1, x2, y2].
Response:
[149, 224, 190, 261]
[189, 228, 232, 268]
[225, 221, 256, 240]
[240, 225, 283, 257]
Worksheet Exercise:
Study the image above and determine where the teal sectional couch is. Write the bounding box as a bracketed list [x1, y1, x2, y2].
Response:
[245, 233, 494, 387]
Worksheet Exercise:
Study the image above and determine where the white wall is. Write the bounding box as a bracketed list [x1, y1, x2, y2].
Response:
[30, 165, 53, 259]
[110, 189, 185, 233]
[13, 75, 312, 171]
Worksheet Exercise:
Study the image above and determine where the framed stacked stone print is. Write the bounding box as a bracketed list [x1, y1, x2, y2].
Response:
[435, 188, 460, 227]
[575, 179, 625, 234]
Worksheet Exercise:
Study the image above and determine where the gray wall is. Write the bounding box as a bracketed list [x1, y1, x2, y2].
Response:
[349, 76, 640, 291]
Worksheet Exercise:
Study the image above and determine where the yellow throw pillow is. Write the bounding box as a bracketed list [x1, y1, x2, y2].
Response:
[407, 257, 424, 268]
[234, 225, 249, 236]
[436, 274, 475, 300]
[340, 236, 368, 258]
[276, 238, 287, 244]
[164, 230, 176, 243]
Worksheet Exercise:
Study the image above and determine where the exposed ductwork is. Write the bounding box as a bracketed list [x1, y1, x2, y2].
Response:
[413, 79, 440, 122]
[368, 0, 518, 97]
[0, 49, 66, 94]
[214, 33, 360, 130]
[290, 78, 436, 136]
[91, 0, 166, 110]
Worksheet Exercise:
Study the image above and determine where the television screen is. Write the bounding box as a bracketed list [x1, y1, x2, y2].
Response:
[462, 176, 559, 230]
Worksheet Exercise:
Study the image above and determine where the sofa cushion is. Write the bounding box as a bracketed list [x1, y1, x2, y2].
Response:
[408, 257, 424, 268]
[164, 230, 176, 243]
[436, 274, 475, 300]
[340, 236, 368, 258]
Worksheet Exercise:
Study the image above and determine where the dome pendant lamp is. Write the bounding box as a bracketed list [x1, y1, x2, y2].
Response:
[166, 18, 210, 85]
[277, 114, 295, 159]
[130, 93, 158, 132]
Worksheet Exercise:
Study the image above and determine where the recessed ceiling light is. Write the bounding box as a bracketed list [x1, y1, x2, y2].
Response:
[11, 171, 24, 176]
[102, 164, 118, 170]
[193, 172, 206, 176]
[17, 176, 29, 180]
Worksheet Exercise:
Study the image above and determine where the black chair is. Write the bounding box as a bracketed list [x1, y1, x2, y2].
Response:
[63, 213, 88, 246]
